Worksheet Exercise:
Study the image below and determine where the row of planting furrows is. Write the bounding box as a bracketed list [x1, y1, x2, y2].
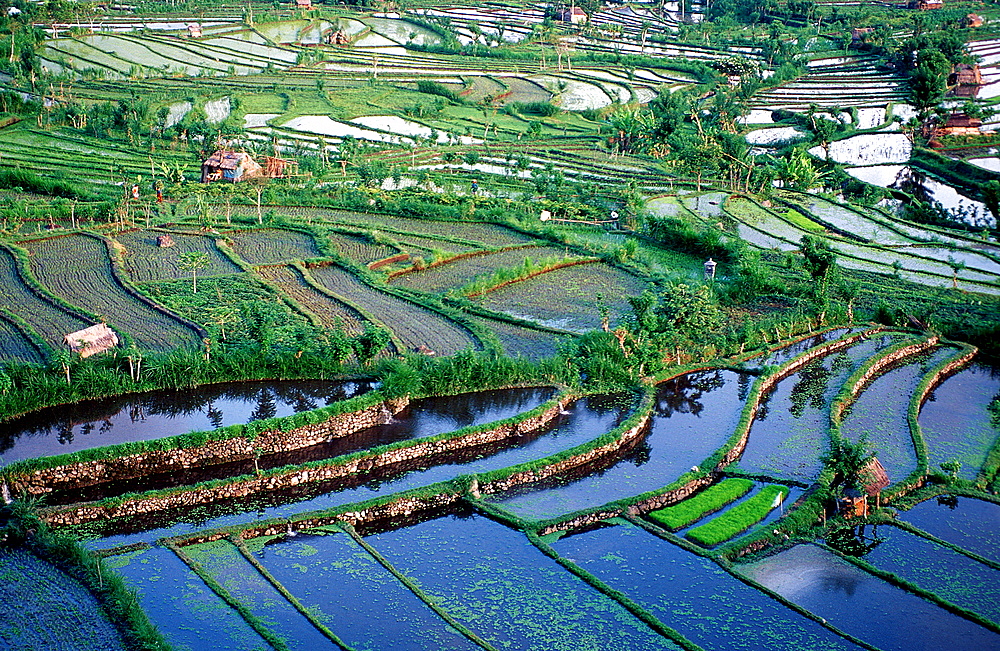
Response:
[17, 233, 206, 351]
[0, 126, 201, 188]
[752, 56, 909, 111]
[696, 193, 1000, 295]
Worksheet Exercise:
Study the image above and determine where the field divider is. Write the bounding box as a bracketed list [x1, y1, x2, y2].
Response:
[39, 391, 574, 528]
[3, 389, 406, 495]
[229, 534, 357, 651]
[525, 528, 704, 651]
[899, 342, 978, 496]
[384, 242, 541, 281]
[165, 539, 291, 651]
[337, 522, 499, 651]
[525, 327, 882, 538]
[461, 257, 600, 298]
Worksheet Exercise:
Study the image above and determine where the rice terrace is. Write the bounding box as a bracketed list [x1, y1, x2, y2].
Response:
[2, 0, 1000, 647]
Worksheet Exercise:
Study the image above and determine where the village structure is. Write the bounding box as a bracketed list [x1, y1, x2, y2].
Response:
[63, 323, 119, 358]
[201, 150, 298, 182]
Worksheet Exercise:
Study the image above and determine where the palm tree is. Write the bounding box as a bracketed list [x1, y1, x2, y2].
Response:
[178, 251, 211, 293]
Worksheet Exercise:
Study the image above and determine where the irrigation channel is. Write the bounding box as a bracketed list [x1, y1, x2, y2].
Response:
[5, 330, 999, 650]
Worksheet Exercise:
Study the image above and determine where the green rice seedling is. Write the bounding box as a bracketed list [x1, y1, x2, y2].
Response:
[686, 485, 789, 547]
[648, 478, 754, 531]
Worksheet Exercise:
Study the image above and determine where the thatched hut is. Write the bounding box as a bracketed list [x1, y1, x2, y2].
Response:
[839, 457, 890, 518]
[201, 151, 264, 183]
[295, 0, 312, 9]
[156, 234, 175, 248]
[561, 6, 587, 24]
[950, 63, 984, 97]
[186, 23, 202, 38]
[64, 323, 119, 358]
[965, 13, 984, 28]
[850, 27, 874, 44]
[912, 0, 943, 8]
[936, 113, 983, 136]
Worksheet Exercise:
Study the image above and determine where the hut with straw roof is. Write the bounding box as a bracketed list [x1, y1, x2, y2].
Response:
[64, 323, 119, 358]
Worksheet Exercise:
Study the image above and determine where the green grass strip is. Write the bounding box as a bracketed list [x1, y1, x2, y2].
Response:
[686, 485, 789, 547]
[229, 535, 356, 651]
[337, 522, 498, 651]
[648, 478, 754, 531]
[167, 540, 290, 651]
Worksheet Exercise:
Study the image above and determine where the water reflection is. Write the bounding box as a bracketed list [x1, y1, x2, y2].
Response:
[0, 380, 375, 465]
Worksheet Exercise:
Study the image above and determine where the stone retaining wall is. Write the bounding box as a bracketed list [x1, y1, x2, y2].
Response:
[42, 396, 573, 527]
[13, 398, 410, 496]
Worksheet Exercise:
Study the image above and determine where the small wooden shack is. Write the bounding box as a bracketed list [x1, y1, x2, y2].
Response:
[965, 13, 984, 28]
[839, 457, 890, 518]
[851, 27, 874, 44]
[186, 23, 202, 38]
[156, 234, 175, 248]
[295, 0, 311, 9]
[949, 63, 984, 97]
[327, 30, 349, 45]
[936, 113, 983, 136]
[201, 151, 264, 183]
[64, 323, 119, 358]
[912, 0, 943, 9]
[561, 6, 587, 24]
[263, 155, 297, 179]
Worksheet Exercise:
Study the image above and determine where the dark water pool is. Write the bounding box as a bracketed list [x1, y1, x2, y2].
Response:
[103, 546, 268, 651]
[252, 531, 475, 650]
[738, 543, 1000, 651]
[553, 523, 861, 650]
[919, 361, 1000, 481]
[367, 514, 678, 650]
[85, 393, 639, 550]
[737, 335, 903, 481]
[489, 369, 750, 520]
[0, 380, 375, 465]
[853, 523, 1000, 623]
[840, 347, 958, 481]
[899, 496, 1000, 564]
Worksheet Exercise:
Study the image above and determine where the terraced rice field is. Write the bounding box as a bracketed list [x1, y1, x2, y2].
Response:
[225, 228, 321, 266]
[25, 234, 202, 351]
[307, 264, 479, 355]
[0, 247, 92, 351]
[114, 230, 241, 282]
[327, 230, 400, 265]
[0, 314, 43, 363]
[474, 261, 650, 332]
[256, 264, 366, 334]
[389, 245, 572, 293]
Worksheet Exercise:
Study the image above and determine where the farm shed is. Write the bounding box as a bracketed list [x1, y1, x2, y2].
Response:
[186, 23, 202, 38]
[156, 234, 175, 247]
[949, 64, 983, 96]
[64, 323, 119, 358]
[839, 457, 890, 518]
[850, 27, 873, 43]
[912, 0, 943, 9]
[295, 0, 312, 8]
[201, 151, 263, 183]
[965, 13, 984, 27]
[561, 6, 587, 24]
[936, 113, 983, 136]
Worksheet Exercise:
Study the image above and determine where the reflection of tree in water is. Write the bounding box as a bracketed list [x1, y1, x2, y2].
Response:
[206, 402, 224, 429]
[738, 372, 751, 402]
[290, 390, 317, 414]
[788, 360, 833, 419]
[57, 422, 74, 445]
[826, 524, 885, 558]
[892, 166, 934, 205]
[250, 390, 277, 422]
[820, 572, 863, 597]
[623, 440, 652, 467]
[654, 370, 726, 418]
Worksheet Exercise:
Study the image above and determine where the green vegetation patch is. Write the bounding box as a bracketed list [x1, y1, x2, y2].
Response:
[686, 485, 789, 547]
[648, 478, 754, 531]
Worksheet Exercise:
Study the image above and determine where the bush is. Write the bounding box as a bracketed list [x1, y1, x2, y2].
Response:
[415, 80, 461, 103]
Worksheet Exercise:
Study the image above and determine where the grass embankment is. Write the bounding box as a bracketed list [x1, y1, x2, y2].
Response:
[648, 478, 754, 531]
[686, 485, 789, 547]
